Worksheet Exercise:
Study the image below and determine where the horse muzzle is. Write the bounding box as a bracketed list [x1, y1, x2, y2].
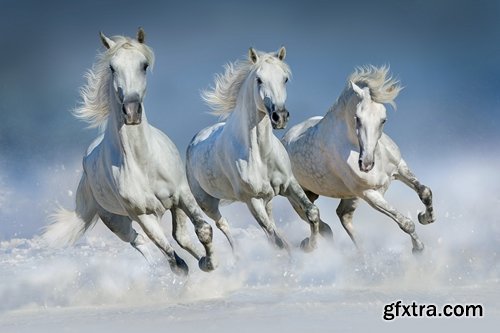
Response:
[270, 109, 289, 129]
[358, 155, 375, 173]
[122, 101, 142, 125]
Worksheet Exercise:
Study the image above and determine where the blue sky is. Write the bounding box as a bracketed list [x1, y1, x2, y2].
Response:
[0, 0, 499, 238]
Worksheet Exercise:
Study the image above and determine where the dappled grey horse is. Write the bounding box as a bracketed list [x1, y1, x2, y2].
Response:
[282, 66, 435, 252]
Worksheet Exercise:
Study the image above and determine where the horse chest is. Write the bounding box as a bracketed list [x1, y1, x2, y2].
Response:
[86, 154, 166, 215]
[234, 158, 276, 198]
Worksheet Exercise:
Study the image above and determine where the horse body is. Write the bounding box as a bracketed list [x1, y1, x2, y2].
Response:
[285, 116, 401, 198]
[44, 29, 216, 275]
[283, 66, 435, 252]
[187, 47, 332, 253]
[189, 108, 293, 203]
[84, 120, 184, 217]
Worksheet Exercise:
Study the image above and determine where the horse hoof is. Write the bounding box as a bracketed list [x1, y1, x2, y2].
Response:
[418, 212, 435, 225]
[170, 253, 189, 276]
[198, 256, 217, 272]
[319, 221, 334, 241]
[300, 237, 316, 253]
[412, 242, 425, 254]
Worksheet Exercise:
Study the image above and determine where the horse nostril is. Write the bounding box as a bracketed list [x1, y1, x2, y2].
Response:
[137, 104, 142, 114]
[122, 104, 127, 115]
[286, 111, 290, 118]
[271, 112, 280, 122]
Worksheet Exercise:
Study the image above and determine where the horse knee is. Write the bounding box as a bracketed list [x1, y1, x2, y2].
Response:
[195, 222, 213, 245]
[306, 205, 320, 224]
[419, 186, 433, 205]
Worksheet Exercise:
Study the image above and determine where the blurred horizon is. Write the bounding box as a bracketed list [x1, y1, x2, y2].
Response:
[0, 0, 499, 239]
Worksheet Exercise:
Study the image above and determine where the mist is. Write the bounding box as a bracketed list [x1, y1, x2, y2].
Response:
[0, 1, 499, 332]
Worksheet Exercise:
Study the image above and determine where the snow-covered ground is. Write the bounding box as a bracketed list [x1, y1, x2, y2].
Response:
[0, 157, 499, 332]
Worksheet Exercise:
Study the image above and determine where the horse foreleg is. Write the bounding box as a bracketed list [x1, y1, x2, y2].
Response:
[178, 193, 217, 272]
[135, 214, 189, 276]
[171, 208, 203, 261]
[395, 159, 436, 225]
[283, 180, 324, 252]
[247, 197, 290, 252]
[336, 198, 360, 249]
[98, 211, 153, 264]
[362, 190, 424, 253]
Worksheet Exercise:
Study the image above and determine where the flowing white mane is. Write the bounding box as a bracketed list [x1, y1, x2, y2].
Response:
[202, 52, 291, 119]
[73, 36, 155, 130]
[339, 65, 402, 109]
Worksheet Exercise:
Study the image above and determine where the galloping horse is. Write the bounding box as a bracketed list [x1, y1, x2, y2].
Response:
[43, 29, 216, 275]
[186, 47, 332, 253]
[282, 66, 435, 252]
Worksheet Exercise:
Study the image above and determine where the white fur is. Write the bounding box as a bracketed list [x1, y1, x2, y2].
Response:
[43, 31, 216, 275]
[282, 65, 435, 252]
[187, 48, 331, 254]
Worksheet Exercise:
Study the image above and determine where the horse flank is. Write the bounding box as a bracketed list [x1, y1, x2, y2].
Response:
[73, 36, 155, 130]
[202, 52, 291, 119]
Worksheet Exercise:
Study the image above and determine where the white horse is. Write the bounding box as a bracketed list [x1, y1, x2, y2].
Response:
[186, 47, 332, 253]
[282, 66, 435, 252]
[43, 29, 216, 275]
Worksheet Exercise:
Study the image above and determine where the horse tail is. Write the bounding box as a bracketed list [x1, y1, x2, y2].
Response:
[42, 207, 98, 247]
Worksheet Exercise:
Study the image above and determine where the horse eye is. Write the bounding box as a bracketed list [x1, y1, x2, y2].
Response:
[109, 65, 115, 73]
[256, 77, 263, 85]
[381, 119, 387, 124]
[285, 77, 289, 84]
[143, 63, 149, 72]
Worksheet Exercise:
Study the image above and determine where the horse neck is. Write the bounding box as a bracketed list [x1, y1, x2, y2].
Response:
[106, 98, 151, 161]
[226, 80, 273, 156]
[323, 92, 358, 145]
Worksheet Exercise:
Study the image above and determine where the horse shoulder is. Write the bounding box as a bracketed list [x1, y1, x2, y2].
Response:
[148, 127, 189, 196]
[379, 133, 402, 166]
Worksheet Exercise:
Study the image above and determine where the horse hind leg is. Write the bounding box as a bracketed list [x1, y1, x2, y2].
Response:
[98, 211, 153, 264]
[188, 178, 235, 253]
[177, 192, 218, 272]
[336, 198, 360, 249]
[305, 190, 334, 240]
[135, 214, 189, 276]
[287, 189, 333, 241]
[362, 189, 424, 253]
[283, 180, 328, 252]
[395, 160, 436, 225]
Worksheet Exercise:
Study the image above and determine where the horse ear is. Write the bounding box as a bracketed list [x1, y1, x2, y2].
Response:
[277, 46, 286, 61]
[137, 27, 145, 43]
[248, 47, 259, 64]
[351, 81, 364, 97]
[100, 32, 115, 49]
